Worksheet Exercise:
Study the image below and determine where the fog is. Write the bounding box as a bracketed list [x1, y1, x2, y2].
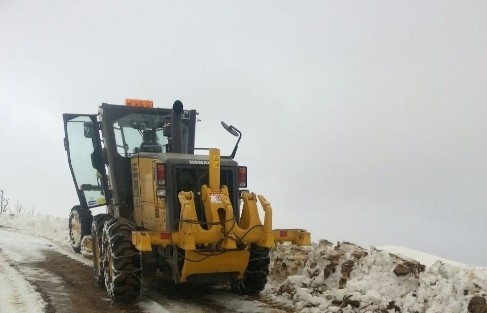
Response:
[1, 1, 486, 265]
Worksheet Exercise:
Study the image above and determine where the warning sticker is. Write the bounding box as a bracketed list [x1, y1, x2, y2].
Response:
[210, 194, 222, 203]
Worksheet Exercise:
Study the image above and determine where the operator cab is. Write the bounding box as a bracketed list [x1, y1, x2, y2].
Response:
[63, 100, 197, 214]
[109, 101, 193, 157]
[63, 99, 243, 225]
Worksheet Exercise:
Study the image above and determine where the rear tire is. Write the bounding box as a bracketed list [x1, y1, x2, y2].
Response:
[91, 214, 110, 285]
[68, 205, 93, 253]
[231, 244, 270, 294]
[102, 218, 142, 303]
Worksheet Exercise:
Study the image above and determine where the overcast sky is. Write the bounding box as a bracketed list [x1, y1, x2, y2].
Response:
[1, 1, 486, 266]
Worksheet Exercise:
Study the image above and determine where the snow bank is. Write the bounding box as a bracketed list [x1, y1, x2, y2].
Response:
[264, 240, 487, 312]
[0, 212, 70, 249]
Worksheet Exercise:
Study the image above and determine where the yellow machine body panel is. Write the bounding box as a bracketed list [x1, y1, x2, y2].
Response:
[181, 250, 249, 282]
[132, 157, 167, 231]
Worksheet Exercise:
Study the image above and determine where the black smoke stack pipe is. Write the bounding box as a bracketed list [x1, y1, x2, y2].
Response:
[171, 100, 184, 153]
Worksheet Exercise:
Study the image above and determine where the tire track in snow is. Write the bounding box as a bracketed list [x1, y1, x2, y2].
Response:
[142, 278, 289, 313]
[0, 249, 46, 313]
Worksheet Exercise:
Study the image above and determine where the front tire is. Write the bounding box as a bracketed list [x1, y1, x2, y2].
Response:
[231, 244, 270, 295]
[68, 205, 93, 253]
[102, 218, 142, 303]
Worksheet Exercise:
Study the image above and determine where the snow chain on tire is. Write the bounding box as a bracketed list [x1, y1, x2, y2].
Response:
[102, 218, 142, 303]
[91, 214, 110, 285]
[231, 244, 270, 294]
[68, 205, 93, 253]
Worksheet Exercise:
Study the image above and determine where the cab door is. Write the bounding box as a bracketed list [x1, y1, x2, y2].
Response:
[63, 114, 109, 209]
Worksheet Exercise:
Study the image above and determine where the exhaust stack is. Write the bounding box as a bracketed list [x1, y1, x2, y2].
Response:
[171, 100, 184, 153]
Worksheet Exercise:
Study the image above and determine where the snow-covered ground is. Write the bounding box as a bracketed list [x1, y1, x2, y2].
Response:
[1, 212, 486, 313]
[0, 232, 46, 313]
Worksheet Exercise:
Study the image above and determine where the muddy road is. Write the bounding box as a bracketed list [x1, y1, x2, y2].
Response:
[0, 226, 288, 313]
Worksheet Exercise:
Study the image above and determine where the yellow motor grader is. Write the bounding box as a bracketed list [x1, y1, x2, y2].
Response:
[63, 99, 310, 302]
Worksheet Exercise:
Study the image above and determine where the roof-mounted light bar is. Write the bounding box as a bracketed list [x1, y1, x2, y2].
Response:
[125, 99, 153, 108]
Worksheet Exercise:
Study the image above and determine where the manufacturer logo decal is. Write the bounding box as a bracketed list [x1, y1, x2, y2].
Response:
[189, 160, 209, 165]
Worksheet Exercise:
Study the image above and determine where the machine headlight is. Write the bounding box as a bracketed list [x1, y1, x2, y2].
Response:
[156, 189, 166, 197]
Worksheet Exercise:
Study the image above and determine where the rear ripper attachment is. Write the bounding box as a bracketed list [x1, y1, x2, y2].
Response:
[62, 99, 310, 303]
[131, 148, 310, 288]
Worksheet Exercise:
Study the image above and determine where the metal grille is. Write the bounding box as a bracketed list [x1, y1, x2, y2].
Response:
[174, 166, 236, 222]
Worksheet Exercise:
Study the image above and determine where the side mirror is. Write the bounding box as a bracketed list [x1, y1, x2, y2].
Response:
[221, 121, 242, 159]
[221, 121, 239, 137]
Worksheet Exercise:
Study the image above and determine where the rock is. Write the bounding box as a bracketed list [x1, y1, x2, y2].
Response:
[393, 260, 425, 277]
[278, 282, 295, 295]
[323, 261, 338, 279]
[341, 260, 355, 278]
[308, 266, 320, 278]
[352, 248, 368, 259]
[393, 263, 412, 276]
[468, 296, 487, 313]
[387, 300, 401, 312]
[326, 250, 344, 262]
[318, 239, 333, 248]
[342, 295, 360, 308]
